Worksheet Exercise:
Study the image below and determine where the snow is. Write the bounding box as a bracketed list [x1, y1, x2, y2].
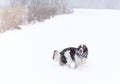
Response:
[0, 9, 120, 84]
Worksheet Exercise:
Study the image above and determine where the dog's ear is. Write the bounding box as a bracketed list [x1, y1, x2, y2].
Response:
[78, 44, 84, 54]
[53, 50, 60, 62]
[83, 45, 88, 52]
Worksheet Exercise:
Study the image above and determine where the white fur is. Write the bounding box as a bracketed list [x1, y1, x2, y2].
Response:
[74, 56, 87, 68]
[74, 54, 82, 68]
[69, 62, 76, 69]
[81, 58, 87, 64]
[64, 50, 76, 69]
[53, 50, 60, 62]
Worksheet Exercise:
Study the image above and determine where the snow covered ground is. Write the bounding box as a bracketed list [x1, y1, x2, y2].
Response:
[0, 9, 120, 84]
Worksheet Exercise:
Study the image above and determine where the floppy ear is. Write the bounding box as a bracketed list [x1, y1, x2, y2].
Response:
[77, 45, 83, 54]
[53, 50, 60, 62]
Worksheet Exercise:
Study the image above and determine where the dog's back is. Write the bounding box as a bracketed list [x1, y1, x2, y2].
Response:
[60, 47, 77, 61]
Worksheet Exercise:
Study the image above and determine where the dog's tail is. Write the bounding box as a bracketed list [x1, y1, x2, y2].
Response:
[53, 50, 60, 62]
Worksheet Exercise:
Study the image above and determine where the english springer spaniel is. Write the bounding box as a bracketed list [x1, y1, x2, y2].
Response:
[53, 44, 88, 69]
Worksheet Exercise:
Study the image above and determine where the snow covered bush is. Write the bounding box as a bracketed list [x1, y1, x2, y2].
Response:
[27, 0, 71, 22]
[27, 3, 57, 22]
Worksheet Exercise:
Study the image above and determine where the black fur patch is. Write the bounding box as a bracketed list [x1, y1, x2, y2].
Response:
[60, 55, 67, 64]
[60, 47, 76, 62]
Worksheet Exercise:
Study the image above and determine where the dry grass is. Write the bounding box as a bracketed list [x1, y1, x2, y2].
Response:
[0, 6, 27, 32]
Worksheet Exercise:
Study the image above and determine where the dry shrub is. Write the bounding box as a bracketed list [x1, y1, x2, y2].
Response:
[27, 5, 57, 22]
[0, 6, 27, 32]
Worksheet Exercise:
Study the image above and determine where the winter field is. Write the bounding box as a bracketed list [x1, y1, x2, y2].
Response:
[0, 9, 120, 84]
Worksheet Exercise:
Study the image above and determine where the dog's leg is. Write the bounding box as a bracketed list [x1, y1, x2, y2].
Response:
[81, 58, 87, 64]
[74, 55, 82, 68]
[68, 62, 76, 69]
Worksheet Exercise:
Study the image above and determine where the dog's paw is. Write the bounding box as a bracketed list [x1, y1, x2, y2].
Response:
[68, 62, 76, 69]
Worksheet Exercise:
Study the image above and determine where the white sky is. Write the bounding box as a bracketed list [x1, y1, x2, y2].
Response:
[0, 0, 9, 6]
[0, 0, 120, 9]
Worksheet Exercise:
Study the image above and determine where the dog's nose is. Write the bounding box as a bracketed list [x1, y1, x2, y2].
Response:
[80, 48, 83, 54]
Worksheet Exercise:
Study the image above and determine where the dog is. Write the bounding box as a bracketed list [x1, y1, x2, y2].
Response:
[53, 44, 88, 69]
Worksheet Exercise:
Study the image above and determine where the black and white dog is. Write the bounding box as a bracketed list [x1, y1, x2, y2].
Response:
[53, 44, 88, 69]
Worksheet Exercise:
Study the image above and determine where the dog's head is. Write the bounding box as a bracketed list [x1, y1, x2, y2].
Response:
[77, 44, 88, 58]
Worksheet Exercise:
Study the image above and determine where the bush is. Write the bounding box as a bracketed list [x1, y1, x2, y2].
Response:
[27, 5, 57, 22]
[0, 0, 72, 32]
[0, 6, 27, 32]
[27, 0, 71, 22]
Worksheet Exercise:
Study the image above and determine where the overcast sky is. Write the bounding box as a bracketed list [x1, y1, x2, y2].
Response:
[0, 0, 120, 9]
[0, 0, 10, 6]
[0, 0, 4, 5]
